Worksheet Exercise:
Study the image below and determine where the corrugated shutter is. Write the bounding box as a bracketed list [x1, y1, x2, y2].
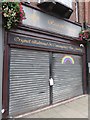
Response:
[53, 53, 83, 103]
[9, 48, 49, 117]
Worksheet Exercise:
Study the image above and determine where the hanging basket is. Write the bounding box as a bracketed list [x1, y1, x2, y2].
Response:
[2, 2, 26, 30]
[79, 29, 90, 41]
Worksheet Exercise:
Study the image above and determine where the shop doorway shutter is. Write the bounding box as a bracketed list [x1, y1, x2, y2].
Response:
[9, 48, 49, 116]
[53, 53, 83, 103]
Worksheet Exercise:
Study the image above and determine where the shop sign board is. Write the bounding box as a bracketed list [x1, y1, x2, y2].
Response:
[8, 33, 83, 53]
[22, 5, 81, 38]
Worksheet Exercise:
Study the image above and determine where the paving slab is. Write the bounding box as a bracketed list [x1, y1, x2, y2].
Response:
[18, 95, 88, 118]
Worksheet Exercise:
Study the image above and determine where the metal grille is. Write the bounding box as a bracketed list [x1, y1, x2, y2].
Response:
[9, 48, 49, 116]
[53, 53, 83, 103]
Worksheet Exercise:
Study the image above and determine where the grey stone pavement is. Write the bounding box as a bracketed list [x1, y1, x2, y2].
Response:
[17, 95, 88, 118]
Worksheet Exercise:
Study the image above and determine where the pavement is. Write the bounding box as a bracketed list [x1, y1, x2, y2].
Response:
[17, 95, 88, 118]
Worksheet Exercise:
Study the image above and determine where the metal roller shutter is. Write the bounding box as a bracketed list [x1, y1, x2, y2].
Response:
[9, 48, 49, 117]
[53, 53, 83, 103]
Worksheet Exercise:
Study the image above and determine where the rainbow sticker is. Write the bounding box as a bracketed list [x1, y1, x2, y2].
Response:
[61, 55, 75, 64]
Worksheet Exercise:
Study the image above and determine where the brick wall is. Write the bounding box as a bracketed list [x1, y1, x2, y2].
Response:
[85, 2, 90, 25]
[70, 1, 90, 25]
[78, 2, 85, 23]
[70, 2, 76, 22]
[88, 2, 90, 24]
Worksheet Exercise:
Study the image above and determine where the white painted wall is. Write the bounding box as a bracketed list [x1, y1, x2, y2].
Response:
[55, 0, 72, 8]
[38, 0, 73, 8]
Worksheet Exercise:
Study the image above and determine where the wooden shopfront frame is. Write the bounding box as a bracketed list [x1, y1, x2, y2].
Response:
[2, 26, 87, 118]
[2, 3, 87, 118]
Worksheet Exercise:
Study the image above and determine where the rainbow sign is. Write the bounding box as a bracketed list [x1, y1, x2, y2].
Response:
[61, 55, 75, 64]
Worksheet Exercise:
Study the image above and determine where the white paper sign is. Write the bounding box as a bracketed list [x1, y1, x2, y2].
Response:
[89, 68, 90, 73]
[49, 78, 54, 86]
[88, 63, 90, 67]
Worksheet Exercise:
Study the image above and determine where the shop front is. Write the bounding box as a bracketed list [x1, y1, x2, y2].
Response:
[2, 3, 87, 118]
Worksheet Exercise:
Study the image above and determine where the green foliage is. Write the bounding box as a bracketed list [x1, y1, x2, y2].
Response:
[79, 29, 90, 41]
[2, 2, 25, 30]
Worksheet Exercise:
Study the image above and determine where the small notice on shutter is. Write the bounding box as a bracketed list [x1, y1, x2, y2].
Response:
[89, 68, 90, 73]
[49, 78, 54, 86]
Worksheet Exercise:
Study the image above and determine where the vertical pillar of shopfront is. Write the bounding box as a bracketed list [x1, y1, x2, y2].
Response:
[0, 13, 3, 120]
[88, 63, 90, 93]
[49, 52, 53, 104]
[87, 42, 90, 93]
[86, 26, 90, 119]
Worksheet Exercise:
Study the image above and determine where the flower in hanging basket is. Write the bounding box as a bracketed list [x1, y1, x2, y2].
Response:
[79, 31, 84, 41]
[79, 29, 90, 41]
[2, 2, 26, 30]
